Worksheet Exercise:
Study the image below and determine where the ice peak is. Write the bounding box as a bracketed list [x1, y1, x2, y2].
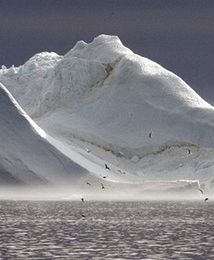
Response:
[92, 34, 121, 45]
[21, 51, 61, 74]
[65, 34, 132, 64]
[72, 40, 87, 52]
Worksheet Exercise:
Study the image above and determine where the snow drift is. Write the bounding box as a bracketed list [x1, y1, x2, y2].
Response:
[1, 34, 214, 196]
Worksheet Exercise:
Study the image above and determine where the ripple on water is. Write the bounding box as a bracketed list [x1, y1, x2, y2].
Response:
[0, 201, 213, 259]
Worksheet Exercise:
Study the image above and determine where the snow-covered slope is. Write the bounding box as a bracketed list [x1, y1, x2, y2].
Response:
[0, 82, 89, 185]
[1, 35, 214, 194]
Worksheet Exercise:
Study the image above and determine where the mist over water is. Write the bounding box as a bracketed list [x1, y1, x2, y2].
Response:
[0, 200, 213, 259]
[0, 179, 209, 201]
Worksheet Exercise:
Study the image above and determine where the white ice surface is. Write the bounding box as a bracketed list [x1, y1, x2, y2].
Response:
[1, 35, 214, 196]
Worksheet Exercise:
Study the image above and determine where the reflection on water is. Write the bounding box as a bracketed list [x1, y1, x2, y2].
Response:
[0, 201, 214, 259]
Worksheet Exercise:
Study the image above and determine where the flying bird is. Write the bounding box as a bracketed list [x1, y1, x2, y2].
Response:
[81, 214, 86, 218]
[101, 183, 105, 189]
[86, 182, 91, 186]
[187, 149, 191, 154]
[204, 197, 209, 202]
[105, 163, 110, 170]
[103, 176, 107, 179]
[149, 132, 152, 138]
[81, 198, 84, 203]
[199, 189, 204, 194]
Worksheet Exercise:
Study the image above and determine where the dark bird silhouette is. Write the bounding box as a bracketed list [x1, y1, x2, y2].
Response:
[204, 197, 209, 202]
[86, 182, 91, 186]
[81, 214, 86, 218]
[105, 163, 110, 170]
[199, 189, 204, 194]
[101, 183, 105, 189]
[81, 198, 84, 203]
[188, 149, 191, 154]
[149, 132, 152, 138]
[103, 176, 107, 179]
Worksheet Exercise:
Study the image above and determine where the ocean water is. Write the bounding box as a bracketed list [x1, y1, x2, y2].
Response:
[0, 200, 213, 259]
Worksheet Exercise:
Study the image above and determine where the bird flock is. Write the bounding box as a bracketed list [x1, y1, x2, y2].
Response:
[80, 132, 209, 218]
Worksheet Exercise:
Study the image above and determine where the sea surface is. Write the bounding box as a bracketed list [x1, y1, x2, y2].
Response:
[0, 200, 213, 259]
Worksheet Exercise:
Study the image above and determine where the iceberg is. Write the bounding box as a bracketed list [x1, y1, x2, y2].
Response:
[0, 35, 214, 197]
